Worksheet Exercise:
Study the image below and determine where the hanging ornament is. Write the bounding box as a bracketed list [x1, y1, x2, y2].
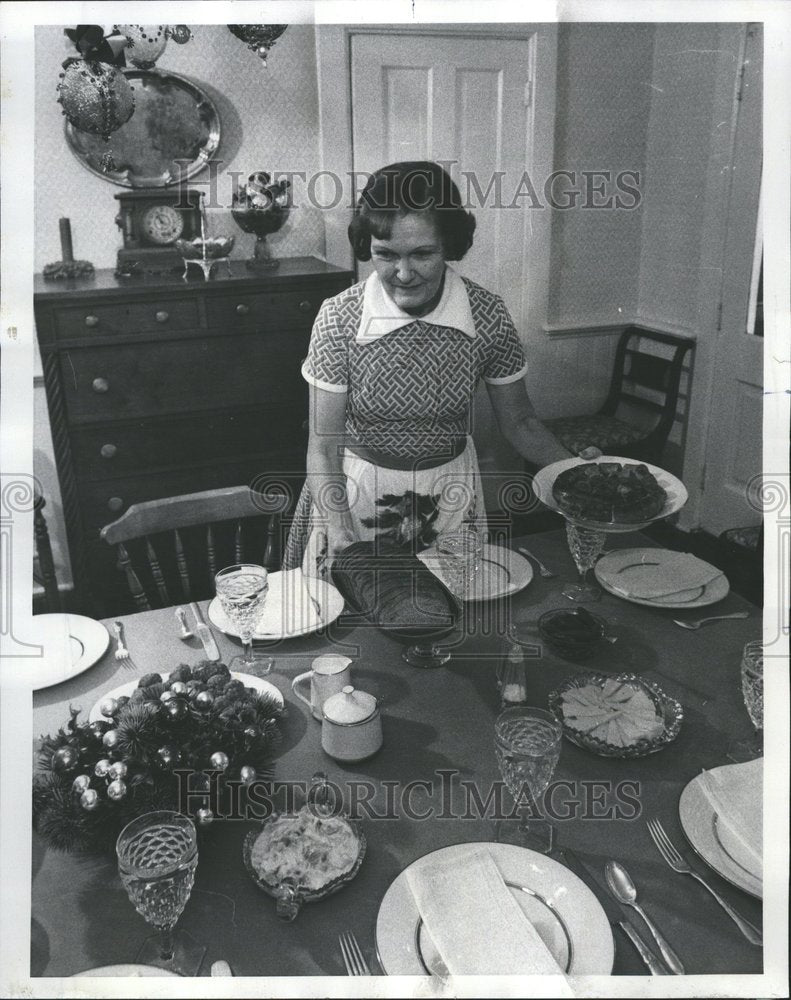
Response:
[107, 779, 128, 801]
[166, 699, 188, 721]
[94, 758, 112, 778]
[108, 761, 128, 781]
[168, 25, 192, 45]
[195, 691, 214, 711]
[80, 788, 100, 811]
[227, 25, 288, 66]
[240, 765, 256, 786]
[196, 808, 214, 826]
[72, 774, 91, 794]
[99, 697, 119, 718]
[102, 729, 119, 751]
[170, 681, 188, 697]
[115, 25, 168, 69]
[56, 59, 135, 141]
[209, 751, 229, 772]
[52, 746, 79, 772]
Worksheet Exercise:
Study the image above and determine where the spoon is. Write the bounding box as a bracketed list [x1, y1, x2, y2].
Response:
[672, 611, 750, 630]
[174, 607, 194, 640]
[605, 860, 685, 974]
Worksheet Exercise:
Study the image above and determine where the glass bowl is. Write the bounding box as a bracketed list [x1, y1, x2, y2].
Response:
[548, 671, 683, 758]
[175, 236, 234, 260]
[538, 608, 607, 660]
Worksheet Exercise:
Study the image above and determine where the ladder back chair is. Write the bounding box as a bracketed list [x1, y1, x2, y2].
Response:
[100, 486, 286, 612]
[544, 326, 695, 466]
[34, 488, 62, 613]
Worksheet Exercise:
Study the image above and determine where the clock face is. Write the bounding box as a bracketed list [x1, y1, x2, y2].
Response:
[140, 204, 185, 245]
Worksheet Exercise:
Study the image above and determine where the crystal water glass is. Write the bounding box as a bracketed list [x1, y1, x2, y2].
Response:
[563, 522, 606, 602]
[116, 811, 204, 975]
[215, 563, 273, 674]
[495, 706, 562, 852]
[741, 638, 763, 730]
[436, 526, 483, 598]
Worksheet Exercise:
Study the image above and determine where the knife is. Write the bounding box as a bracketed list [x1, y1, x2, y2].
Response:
[190, 601, 221, 662]
[553, 847, 668, 975]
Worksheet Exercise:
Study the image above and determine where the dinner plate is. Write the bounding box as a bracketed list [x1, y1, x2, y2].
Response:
[208, 568, 344, 639]
[28, 614, 110, 691]
[72, 965, 179, 977]
[88, 669, 284, 722]
[679, 772, 762, 899]
[532, 455, 688, 532]
[594, 548, 730, 608]
[375, 842, 614, 976]
[417, 544, 533, 601]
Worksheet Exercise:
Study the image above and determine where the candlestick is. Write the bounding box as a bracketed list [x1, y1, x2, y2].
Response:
[59, 218, 74, 263]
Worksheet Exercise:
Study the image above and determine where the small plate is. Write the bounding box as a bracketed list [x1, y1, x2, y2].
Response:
[595, 548, 729, 608]
[72, 965, 179, 977]
[375, 842, 614, 975]
[533, 456, 688, 532]
[417, 544, 533, 601]
[679, 769, 762, 899]
[28, 614, 110, 691]
[88, 669, 284, 722]
[548, 672, 683, 758]
[208, 568, 344, 639]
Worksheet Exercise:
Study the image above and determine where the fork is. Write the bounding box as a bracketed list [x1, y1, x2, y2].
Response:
[113, 621, 130, 661]
[517, 546, 555, 578]
[646, 819, 762, 945]
[672, 611, 750, 630]
[339, 931, 370, 975]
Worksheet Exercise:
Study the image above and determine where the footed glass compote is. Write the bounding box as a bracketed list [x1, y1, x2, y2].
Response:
[563, 522, 607, 603]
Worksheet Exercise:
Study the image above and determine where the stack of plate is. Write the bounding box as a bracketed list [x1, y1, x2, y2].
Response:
[594, 548, 729, 608]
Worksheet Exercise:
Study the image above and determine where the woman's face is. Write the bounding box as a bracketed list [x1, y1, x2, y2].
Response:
[369, 213, 446, 313]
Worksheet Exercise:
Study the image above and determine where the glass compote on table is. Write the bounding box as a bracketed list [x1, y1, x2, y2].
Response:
[494, 706, 563, 853]
[116, 811, 204, 976]
[729, 639, 764, 761]
[563, 522, 608, 603]
[214, 564, 273, 674]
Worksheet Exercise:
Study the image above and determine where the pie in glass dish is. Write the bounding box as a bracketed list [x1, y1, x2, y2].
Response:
[552, 461, 667, 524]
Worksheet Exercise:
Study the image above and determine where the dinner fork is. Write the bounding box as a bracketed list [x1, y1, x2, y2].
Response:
[646, 819, 762, 945]
[112, 621, 130, 661]
[339, 931, 371, 975]
[517, 546, 555, 578]
[672, 611, 750, 630]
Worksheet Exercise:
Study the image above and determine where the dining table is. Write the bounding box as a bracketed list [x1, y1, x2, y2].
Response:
[31, 528, 764, 980]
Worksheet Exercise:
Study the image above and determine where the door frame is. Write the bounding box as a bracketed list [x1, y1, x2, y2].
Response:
[315, 24, 558, 340]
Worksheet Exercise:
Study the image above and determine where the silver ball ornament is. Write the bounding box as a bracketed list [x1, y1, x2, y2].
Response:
[52, 746, 79, 772]
[72, 774, 91, 794]
[108, 761, 128, 780]
[102, 729, 119, 750]
[240, 765, 256, 785]
[209, 751, 229, 772]
[195, 691, 214, 711]
[107, 778, 127, 801]
[99, 697, 119, 717]
[80, 788, 100, 811]
[196, 807, 214, 826]
[94, 758, 112, 778]
[160, 690, 176, 704]
[170, 681, 188, 696]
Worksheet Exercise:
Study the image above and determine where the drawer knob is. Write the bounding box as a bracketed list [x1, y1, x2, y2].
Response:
[92, 377, 110, 394]
[298, 299, 313, 314]
[107, 497, 124, 513]
[85, 315, 99, 328]
[100, 444, 118, 460]
[155, 310, 169, 324]
[236, 303, 250, 316]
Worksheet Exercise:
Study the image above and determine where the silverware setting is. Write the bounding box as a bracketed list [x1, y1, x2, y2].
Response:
[646, 819, 762, 946]
[175, 607, 194, 640]
[672, 611, 750, 630]
[339, 930, 370, 975]
[517, 546, 555, 578]
[112, 621, 129, 661]
[605, 860, 685, 974]
[618, 919, 669, 975]
[190, 602, 221, 662]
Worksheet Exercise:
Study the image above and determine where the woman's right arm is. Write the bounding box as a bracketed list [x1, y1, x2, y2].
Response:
[305, 384, 354, 552]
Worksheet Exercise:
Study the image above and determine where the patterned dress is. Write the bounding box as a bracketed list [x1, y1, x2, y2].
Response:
[283, 266, 528, 576]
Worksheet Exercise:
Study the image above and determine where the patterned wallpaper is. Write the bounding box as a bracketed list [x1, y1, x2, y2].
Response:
[34, 25, 327, 270]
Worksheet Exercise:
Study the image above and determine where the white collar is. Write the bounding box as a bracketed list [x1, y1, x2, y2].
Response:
[357, 265, 476, 343]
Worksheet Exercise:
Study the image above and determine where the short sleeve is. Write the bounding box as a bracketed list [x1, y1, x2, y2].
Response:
[481, 298, 529, 385]
[301, 297, 349, 393]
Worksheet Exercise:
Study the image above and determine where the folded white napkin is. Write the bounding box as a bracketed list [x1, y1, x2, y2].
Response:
[699, 759, 762, 881]
[406, 846, 563, 976]
[253, 569, 321, 636]
[610, 551, 723, 600]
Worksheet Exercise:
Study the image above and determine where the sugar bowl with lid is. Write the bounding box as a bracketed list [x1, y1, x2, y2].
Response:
[321, 685, 383, 762]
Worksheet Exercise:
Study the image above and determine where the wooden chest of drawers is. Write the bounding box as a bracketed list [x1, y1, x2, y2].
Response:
[35, 258, 352, 615]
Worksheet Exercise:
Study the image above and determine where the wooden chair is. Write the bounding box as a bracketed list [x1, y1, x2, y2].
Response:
[34, 488, 62, 612]
[100, 486, 286, 611]
[543, 326, 695, 466]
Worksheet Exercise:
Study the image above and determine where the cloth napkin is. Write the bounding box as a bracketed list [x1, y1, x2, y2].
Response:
[405, 846, 563, 976]
[253, 569, 321, 636]
[698, 759, 762, 881]
[610, 551, 723, 600]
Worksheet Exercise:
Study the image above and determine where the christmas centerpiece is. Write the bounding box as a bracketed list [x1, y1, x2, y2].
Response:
[231, 172, 291, 270]
[33, 661, 283, 854]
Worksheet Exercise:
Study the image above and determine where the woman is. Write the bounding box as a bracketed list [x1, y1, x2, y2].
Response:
[284, 161, 580, 577]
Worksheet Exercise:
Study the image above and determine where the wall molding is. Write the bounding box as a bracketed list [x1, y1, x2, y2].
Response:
[543, 314, 699, 340]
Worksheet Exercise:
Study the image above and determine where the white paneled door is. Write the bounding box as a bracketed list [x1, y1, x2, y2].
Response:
[350, 31, 545, 487]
